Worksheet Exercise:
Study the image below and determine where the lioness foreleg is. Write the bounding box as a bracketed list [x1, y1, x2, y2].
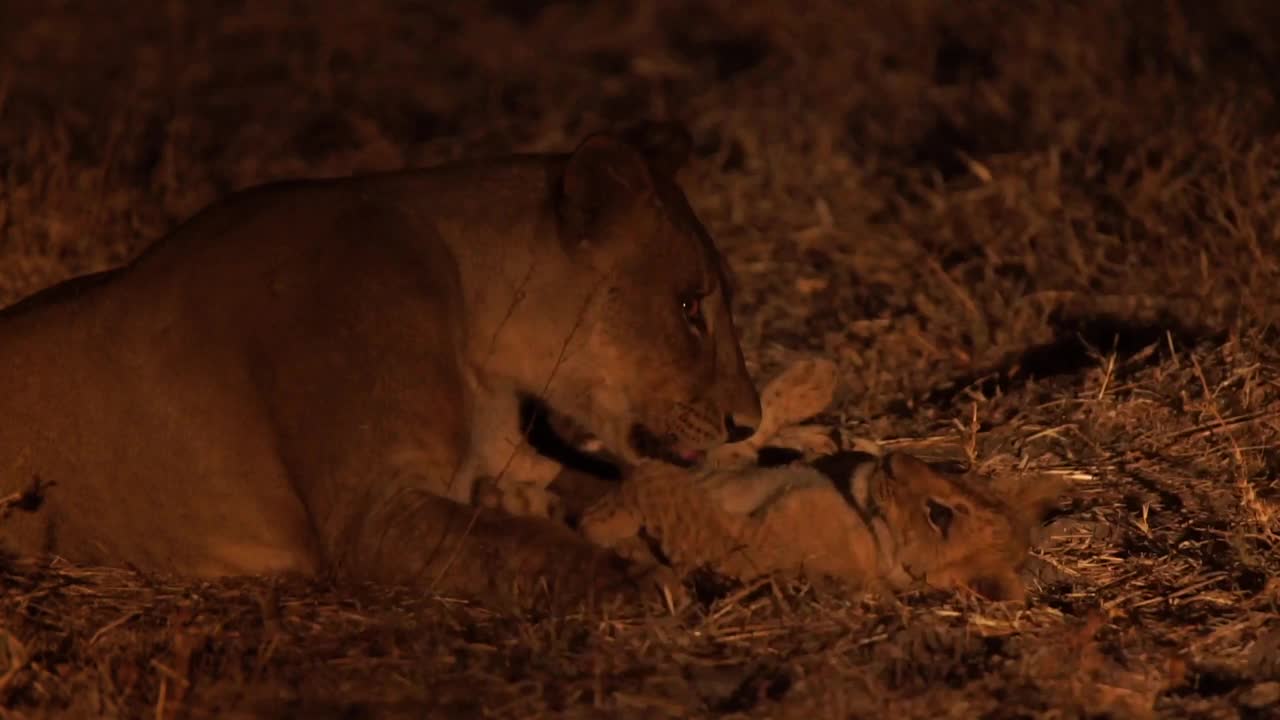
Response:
[328, 484, 648, 610]
[452, 380, 566, 519]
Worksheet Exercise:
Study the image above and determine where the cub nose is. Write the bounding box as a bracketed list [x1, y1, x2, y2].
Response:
[724, 414, 757, 444]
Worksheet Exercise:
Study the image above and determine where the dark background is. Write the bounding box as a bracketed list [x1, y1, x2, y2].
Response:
[1, 1, 1279, 717]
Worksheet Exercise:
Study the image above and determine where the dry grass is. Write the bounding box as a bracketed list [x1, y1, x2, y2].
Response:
[2, 0, 1280, 717]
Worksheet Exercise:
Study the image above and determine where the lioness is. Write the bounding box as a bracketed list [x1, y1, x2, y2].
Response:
[580, 451, 1063, 604]
[0, 123, 762, 606]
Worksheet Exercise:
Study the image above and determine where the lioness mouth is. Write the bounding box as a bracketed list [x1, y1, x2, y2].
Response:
[518, 396, 622, 479]
[519, 396, 704, 470]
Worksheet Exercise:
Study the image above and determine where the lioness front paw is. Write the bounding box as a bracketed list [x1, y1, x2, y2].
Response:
[494, 443, 565, 491]
[475, 478, 565, 521]
[505, 484, 565, 520]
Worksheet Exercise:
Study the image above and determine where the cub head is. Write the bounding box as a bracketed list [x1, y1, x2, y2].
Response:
[549, 122, 761, 468]
[820, 451, 1061, 602]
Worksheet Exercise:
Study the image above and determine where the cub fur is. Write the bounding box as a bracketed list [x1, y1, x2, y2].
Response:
[580, 450, 1061, 603]
[0, 123, 761, 607]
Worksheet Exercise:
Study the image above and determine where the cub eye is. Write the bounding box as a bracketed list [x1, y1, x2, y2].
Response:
[925, 498, 954, 538]
[679, 294, 707, 333]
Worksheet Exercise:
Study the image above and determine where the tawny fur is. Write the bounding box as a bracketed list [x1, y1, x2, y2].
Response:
[581, 451, 1063, 603]
[0, 123, 761, 609]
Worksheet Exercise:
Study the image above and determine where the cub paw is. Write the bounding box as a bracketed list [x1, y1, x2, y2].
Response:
[769, 424, 839, 459]
[633, 562, 690, 613]
[702, 442, 759, 471]
[580, 553, 687, 612]
[759, 357, 838, 435]
[701, 357, 839, 471]
[603, 532, 690, 612]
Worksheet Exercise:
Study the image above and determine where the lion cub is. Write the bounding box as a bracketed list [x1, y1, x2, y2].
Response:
[580, 450, 1059, 602]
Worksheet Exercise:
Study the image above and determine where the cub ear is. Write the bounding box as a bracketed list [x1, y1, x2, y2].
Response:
[619, 121, 694, 177]
[810, 450, 881, 509]
[967, 567, 1026, 603]
[1001, 473, 1070, 544]
[558, 132, 654, 245]
[883, 451, 933, 480]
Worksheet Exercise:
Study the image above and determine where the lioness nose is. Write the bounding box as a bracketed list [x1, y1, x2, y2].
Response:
[724, 414, 757, 443]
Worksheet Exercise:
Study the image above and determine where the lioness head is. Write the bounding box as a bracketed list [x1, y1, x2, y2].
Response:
[547, 122, 761, 468]
[822, 451, 1060, 601]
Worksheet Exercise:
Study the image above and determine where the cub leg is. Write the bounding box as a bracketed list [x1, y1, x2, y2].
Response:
[577, 466, 692, 608]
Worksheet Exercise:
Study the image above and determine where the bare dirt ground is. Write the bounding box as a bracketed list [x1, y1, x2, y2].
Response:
[2, 1, 1280, 717]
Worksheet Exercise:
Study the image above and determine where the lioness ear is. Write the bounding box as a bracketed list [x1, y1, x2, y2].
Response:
[558, 133, 654, 246]
[620, 121, 693, 177]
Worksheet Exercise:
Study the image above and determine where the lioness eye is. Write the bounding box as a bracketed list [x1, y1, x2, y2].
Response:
[680, 295, 707, 333]
[925, 499, 954, 538]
